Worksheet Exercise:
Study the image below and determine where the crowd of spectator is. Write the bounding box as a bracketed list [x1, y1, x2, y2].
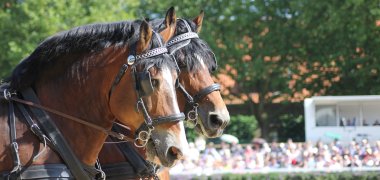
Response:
[170, 138, 380, 173]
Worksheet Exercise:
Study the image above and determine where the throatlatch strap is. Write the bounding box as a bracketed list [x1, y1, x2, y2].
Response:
[20, 88, 91, 180]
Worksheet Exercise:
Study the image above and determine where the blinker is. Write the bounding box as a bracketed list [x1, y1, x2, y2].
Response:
[136, 71, 154, 97]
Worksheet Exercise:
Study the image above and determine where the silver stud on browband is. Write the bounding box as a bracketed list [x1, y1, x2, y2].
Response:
[127, 55, 136, 65]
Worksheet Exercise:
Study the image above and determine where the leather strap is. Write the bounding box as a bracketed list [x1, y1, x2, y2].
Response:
[20, 88, 91, 180]
[8, 100, 22, 179]
[109, 64, 129, 97]
[111, 126, 154, 176]
[135, 113, 185, 138]
[193, 83, 221, 103]
[7, 91, 130, 141]
[178, 84, 194, 104]
[15, 103, 50, 145]
[0, 164, 72, 180]
[102, 162, 159, 180]
[151, 113, 186, 126]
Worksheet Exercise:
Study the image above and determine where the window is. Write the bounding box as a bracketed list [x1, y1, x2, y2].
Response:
[362, 103, 380, 126]
[315, 105, 337, 126]
[338, 104, 359, 126]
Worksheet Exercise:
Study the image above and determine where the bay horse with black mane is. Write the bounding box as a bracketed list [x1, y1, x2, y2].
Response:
[0, 18, 188, 179]
[98, 8, 230, 179]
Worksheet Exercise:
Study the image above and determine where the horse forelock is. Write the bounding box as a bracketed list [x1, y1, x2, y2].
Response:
[176, 19, 217, 73]
[9, 20, 143, 90]
[152, 18, 216, 74]
[134, 32, 177, 72]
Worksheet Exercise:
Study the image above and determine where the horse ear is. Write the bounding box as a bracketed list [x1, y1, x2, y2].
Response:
[193, 10, 204, 33]
[160, 6, 177, 42]
[137, 21, 153, 53]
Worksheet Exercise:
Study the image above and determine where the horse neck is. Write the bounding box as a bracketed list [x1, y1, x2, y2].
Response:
[34, 53, 118, 165]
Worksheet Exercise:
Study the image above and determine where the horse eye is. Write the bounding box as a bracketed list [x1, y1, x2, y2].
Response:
[151, 79, 159, 87]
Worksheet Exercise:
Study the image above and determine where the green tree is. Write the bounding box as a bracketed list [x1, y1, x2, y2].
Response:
[224, 115, 257, 144]
[291, 0, 380, 95]
[138, 1, 301, 139]
[137, 1, 380, 140]
[0, 0, 138, 78]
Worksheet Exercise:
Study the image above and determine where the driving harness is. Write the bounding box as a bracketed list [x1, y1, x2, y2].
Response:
[101, 19, 223, 179]
[0, 30, 184, 179]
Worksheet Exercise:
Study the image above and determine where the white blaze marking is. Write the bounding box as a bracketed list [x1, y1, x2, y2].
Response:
[178, 121, 189, 155]
[195, 54, 207, 70]
[162, 66, 180, 114]
[162, 66, 188, 152]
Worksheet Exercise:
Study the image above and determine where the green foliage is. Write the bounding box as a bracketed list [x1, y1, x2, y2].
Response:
[0, 0, 138, 79]
[277, 114, 304, 142]
[137, 0, 380, 139]
[185, 126, 198, 142]
[224, 115, 257, 144]
[291, 0, 380, 95]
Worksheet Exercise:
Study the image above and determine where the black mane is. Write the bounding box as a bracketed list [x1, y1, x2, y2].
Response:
[8, 20, 176, 90]
[150, 18, 217, 73]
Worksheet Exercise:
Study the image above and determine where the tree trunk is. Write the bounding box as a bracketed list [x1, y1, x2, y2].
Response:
[249, 96, 270, 140]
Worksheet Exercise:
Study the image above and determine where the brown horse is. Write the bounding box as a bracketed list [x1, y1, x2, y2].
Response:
[98, 9, 230, 179]
[0, 19, 187, 179]
[165, 12, 230, 138]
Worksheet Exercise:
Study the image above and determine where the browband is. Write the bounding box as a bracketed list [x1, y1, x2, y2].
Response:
[167, 32, 199, 47]
[135, 47, 168, 60]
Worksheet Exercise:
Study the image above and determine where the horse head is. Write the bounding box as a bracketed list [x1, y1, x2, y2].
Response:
[109, 20, 188, 167]
[154, 10, 230, 138]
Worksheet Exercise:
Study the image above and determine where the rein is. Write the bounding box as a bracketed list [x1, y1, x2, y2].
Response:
[167, 19, 221, 127]
[2, 89, 133, 142]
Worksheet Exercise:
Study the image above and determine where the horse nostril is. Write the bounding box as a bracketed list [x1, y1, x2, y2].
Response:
[167, 146, 183, 160]
[209, 114, 224, 128]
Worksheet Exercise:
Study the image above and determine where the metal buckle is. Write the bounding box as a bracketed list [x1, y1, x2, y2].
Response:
[3, 89, 15, 100]
[134, 126, 154, 148]
[11, 142, 19, 151]
[185, 104, 198, 128]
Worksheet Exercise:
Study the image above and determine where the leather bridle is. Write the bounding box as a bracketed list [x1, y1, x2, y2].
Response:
[109, 31, 185, 147]
[166, 19, 221, 127]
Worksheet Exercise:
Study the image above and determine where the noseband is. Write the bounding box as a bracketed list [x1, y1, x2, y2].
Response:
[166, 19, 221, 127]
[109, 32, 185, 148]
